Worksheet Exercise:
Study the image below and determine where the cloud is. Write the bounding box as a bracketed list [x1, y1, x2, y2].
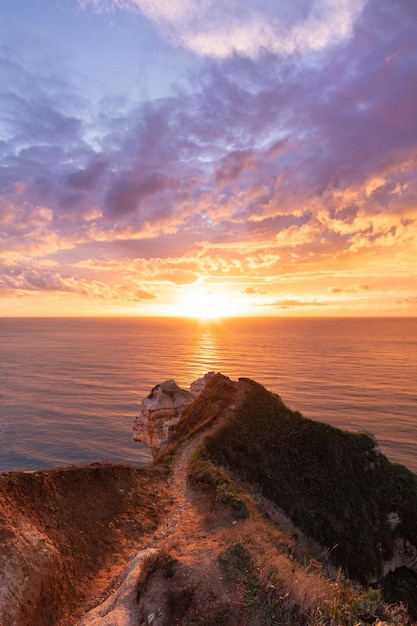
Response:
[5, 0, 416, 252]
[129, 288, 156, 300]
[128, 0, 367, 58]
[2, 0, 417, 314]
[270, 299, 327, 309]
[104, 172, 177, 218]
[78, 0, 367, 58]
[241, 287, 267, 295]
[215, 151, 256, 186]
[65, 159, 108, 191]
[76, 0, 135, 13]
[330, 284, 371, 294]
[248, 213, 313, 236]
[0, 261, 156, 301]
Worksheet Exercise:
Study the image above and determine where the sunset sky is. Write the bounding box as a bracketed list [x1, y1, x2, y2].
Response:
[1, 0, 416, 317]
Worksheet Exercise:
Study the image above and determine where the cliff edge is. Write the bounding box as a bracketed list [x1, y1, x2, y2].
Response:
[1, 373, 417, 625]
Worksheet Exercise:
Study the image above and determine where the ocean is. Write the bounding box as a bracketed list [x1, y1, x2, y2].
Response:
[0, 317, 416, 473]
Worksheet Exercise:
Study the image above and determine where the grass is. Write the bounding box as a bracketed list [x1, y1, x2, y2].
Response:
[188, 449, 252, 519]
[140, 375, 414, 624]
[200, 382, 417, 585]
[217, 522, 409, 626]
[218, 543, 286, 624]
[134, 374, 414, 625]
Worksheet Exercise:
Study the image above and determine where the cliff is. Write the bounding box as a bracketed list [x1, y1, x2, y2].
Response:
[132, 372, 215, 459]
[1, 373, 417, 625]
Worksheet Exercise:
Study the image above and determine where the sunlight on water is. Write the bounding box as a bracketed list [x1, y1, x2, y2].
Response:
[0, 317, 416, 473]
[194, 329, 219, 370]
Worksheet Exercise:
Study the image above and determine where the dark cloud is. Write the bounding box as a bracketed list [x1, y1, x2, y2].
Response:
[248, 212, 313, 235]
[329, 205, 359, 224]
[65, 159, 108, 191]
[215, 151, 256, 186]
[104, 172, 176, 218]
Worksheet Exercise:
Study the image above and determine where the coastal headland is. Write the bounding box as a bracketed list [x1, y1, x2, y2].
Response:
[1, 373, 417, 625]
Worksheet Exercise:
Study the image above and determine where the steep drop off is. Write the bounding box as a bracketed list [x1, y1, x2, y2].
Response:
[1, 373, 417, 625]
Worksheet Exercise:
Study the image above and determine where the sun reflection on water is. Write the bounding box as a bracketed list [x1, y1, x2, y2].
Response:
[194, 328, 218, 369]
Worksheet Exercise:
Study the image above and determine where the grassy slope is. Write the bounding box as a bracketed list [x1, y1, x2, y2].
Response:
[201, 378, 417, 584]
[161, 376, 413, 625]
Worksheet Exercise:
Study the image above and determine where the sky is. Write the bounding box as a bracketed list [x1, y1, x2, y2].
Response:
[0, 0, 416, 318]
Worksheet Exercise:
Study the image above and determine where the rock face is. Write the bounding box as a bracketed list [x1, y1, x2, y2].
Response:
[133, 372, 215, 459]
[189, 371, 215, 397]
[0, 519, 62, 626]
[132, 380, 193, 460]
[79, 548, 157, 626]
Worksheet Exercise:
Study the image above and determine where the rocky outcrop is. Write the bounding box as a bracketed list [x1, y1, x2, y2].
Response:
[132, 379, 193, 460]
[189, 371, 216, 397]
[384, 536, 417, 576]
[133, 372, 215, 459]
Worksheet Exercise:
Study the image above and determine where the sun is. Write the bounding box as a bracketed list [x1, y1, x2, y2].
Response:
[177, 287, 239, 320]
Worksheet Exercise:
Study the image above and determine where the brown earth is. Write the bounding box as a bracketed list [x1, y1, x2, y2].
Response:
[0, 463, 171, 626]
[1, 374, 415, 626]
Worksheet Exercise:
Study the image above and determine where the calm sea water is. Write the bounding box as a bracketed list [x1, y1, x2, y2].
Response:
[0, 317, 416, 473]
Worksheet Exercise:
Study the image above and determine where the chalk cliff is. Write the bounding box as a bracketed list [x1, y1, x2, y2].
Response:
[132, 372, 215, 459]
[1, 373, 417, 626]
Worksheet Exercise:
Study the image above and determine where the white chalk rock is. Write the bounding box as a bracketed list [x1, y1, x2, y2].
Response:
[133, 373, 217, 459]
[133, 380, 194, 458]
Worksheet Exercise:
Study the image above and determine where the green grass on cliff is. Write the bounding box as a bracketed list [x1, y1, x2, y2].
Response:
[188, 450, 252, 519]
[198, 379, 417, 585]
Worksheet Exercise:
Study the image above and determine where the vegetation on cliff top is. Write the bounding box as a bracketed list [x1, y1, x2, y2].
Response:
[197, 377, 417, 584]
[179, 374, 417, 623]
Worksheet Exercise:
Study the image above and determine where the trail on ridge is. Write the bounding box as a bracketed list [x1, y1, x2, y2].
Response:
[77, 390, 240, 626]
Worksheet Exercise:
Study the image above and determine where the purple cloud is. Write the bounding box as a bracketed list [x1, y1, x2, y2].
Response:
[0, 261, 156, 300]
[0, 0, 416, 312]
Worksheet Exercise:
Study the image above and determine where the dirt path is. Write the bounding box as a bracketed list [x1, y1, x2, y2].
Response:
[77, 397, 238, 626]
[154, 422, 217, 542]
